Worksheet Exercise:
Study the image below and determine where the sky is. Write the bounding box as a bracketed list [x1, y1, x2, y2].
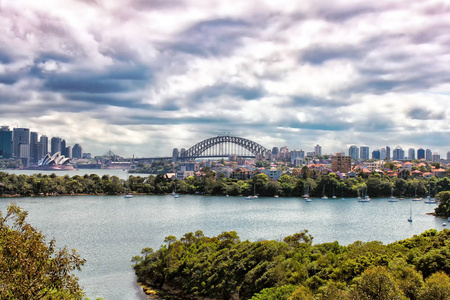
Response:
[1, 0, 450, 158]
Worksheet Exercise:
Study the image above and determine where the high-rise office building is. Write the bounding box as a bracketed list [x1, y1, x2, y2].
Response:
[432, 153, 440, 163]
[30, 131, 38, 163]
[408, 148, 415, 160]
[72, 144, 83, 159]
[314, 144, 322, 156]
[61, 139, 66, 156]
[393, 146, 404, 160]
[386, 146, 391, 161]
[39, 135, 48, 159]
[417, 148, 425, 160]
[51, 137, 62, 155]
[12, 128, 30, 158]
[0, 126, 12, 158]
[426, 149, 432, 161]
[447, 151, 450, 161]
[360, 146, 369, 160]
[348, 145, 359, 160]
[372, 149, 380, 160]
[380, 148, 386, 160]
[65, 145, 72, 158]
[290, 150, 305, 166]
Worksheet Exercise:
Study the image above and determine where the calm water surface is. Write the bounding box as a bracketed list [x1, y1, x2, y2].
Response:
[0, 195, 445, 300]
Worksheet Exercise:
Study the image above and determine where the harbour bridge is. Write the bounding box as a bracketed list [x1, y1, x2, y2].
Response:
[131, 135, 271, 162]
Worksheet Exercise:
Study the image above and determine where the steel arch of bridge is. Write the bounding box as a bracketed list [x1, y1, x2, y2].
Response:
[183, 135, 269, 159]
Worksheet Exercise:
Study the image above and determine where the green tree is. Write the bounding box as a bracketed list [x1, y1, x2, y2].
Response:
[0, 203, 85, 299]
[419, 271, 450, 300]
[353, 266, 405, 300]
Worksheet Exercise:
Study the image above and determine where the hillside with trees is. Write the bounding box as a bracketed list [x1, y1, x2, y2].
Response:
[133, 229, 450, 299]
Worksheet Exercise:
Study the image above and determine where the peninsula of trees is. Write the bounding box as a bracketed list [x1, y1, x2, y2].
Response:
[2, 170, 450, 216]
[133, 229, 450, 299]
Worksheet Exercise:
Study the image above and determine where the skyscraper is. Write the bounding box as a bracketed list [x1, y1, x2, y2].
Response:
[432, 153, 440, 163]
[408, 148, 415, 160]
[0, 126, 12, 158]
[314, 144, 322, 156]
[447, 151, 450, 161]
[417, 148, 425, 160]
[72, 144, 83, 159]
[393, 146, 404, 160]
[12, 128, 30, 158]
[30, 131, 38, 163]
[360, 146, 369, 160]
[426, 149, 432, 161]
[380, 148, 386, 160]
[51, 137, 62, 155]
[349, 145, 359, 160]
[39, 135, 48, 159]
[386, 146, 391, 161]
[372, 149, 380, 160]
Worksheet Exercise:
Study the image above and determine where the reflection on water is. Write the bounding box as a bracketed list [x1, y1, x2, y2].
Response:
[0, 195, 443, 300]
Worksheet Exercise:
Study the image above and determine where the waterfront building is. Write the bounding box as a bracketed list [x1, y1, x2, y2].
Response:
[332, 153, 351, 173]
[0, 126, 12, 158]
[265, 167, 281, 180]
[417, 148, 425, 160]
[51, 137, 62, 155]
[19, 144, 30, 166]
[348, 145, 359, 160]
[386, 146, 391, 161]
[12, 128, 30, 158]
[380, 148, 386, 160]
[82, 153, 92, 159]
[360, 146, 369, 160]
[72, 144, 83, 159]
[408, 148, 415, 160]
[426, 149, 432, 161]
[432, 152, 440, 163]
[314, 144, 322, 156]
[372, 149, 380, 160]
[393, 146, 404, 160]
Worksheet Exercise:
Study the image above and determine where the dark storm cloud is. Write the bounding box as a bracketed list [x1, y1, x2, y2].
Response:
[166, 19, 253, 57]
[188, 83, 265, 104]
[408, 108, 445, 120]
[301, 45, 366, 65]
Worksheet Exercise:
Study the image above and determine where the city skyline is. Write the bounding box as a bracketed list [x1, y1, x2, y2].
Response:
[1, 1, 450, 157]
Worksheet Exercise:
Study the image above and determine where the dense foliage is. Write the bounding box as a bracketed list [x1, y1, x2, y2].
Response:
[0, 203, 86, 299]
[1, 170, 450, 200]
[134, 229, 450, 300]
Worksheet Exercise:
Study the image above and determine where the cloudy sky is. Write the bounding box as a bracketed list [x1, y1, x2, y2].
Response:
[1, 0, 450, 157]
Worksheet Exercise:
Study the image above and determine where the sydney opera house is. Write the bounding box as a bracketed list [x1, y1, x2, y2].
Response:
[30, 152, 76, 170]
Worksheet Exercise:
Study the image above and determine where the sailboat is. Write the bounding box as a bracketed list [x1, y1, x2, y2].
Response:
[408, 201, 413, 222]
[412, 187, 422, 201]
[332, 187, 337, 199]
[245, 184, 258, 199]
[389, 188, 398, 202]
[302, 184, 310, 198]
[358, 186, 370, 202]
[390, 188, 396, 199]
[172, 182, 179, 198]
[321, 185, 328, 199]
[124, 174, 133, 199]
[424, 185, 435, 204]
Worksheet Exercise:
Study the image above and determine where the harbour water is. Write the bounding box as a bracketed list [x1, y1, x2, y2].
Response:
[0, 194, 445, 300]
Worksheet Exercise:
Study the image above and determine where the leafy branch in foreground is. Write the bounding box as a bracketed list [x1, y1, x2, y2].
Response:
[0, 203, 86, 300]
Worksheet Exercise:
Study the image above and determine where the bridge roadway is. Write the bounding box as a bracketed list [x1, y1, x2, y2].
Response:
[126, 155, 256, 162]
